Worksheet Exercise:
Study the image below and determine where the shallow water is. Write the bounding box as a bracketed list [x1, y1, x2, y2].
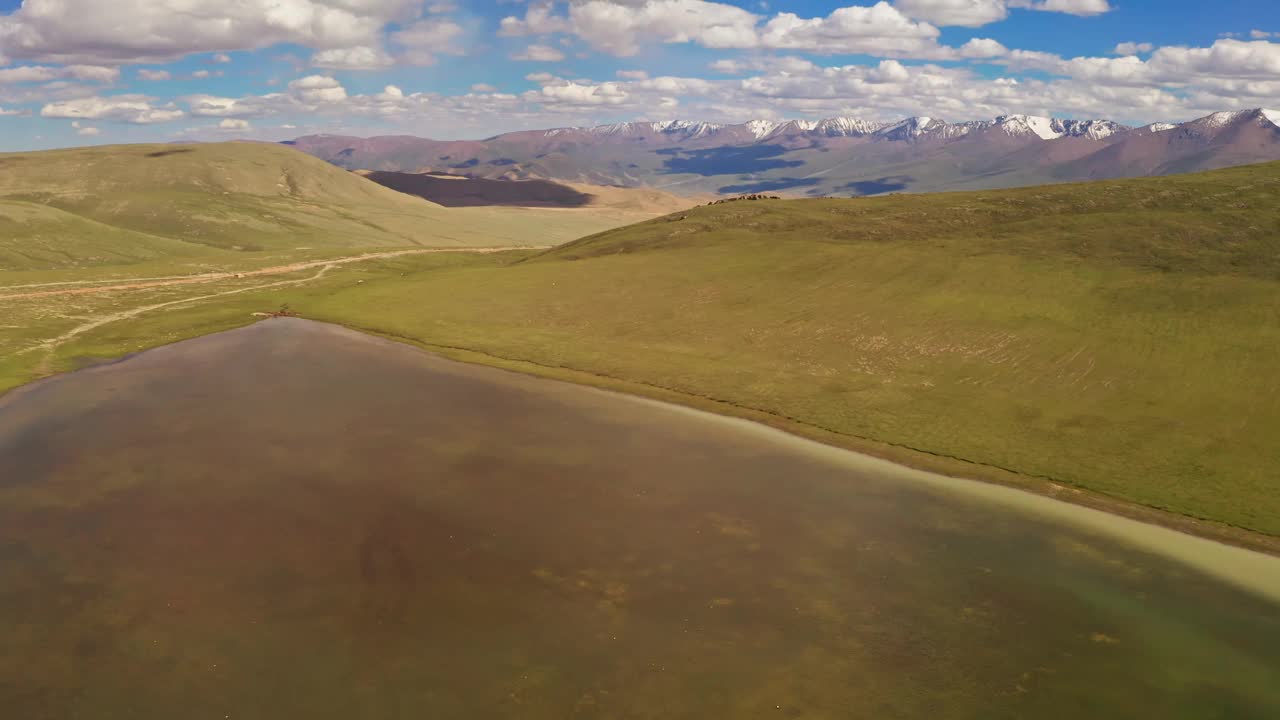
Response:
[1, 318, 1277, 719]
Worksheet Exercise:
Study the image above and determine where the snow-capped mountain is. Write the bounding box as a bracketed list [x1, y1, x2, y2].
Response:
[537, 113, 1130, 144]
[291, 109, 1280, 198]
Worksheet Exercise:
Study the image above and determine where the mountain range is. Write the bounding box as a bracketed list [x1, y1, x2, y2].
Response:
[287, 109, 1280, 197]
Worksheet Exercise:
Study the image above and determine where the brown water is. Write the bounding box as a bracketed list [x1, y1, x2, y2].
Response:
[1, 319, 1277, 719]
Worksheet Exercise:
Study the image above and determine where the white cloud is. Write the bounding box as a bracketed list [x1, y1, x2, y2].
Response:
[312, 46, 395, 70]
[471, 83, 498, 92]
[0, 0, 424, 64]
[500, 3, 571, 37]
[0, 64, 117, 84]
[218, 118, 250, 130]
[893, 0, 1009, 27]
[616, 70, 650, 80]
[501, 1, 1110, 57]
[76, 123, 100, 135]
[526, 81, 630, 106]
[709, 56, 818, 74]
[137, 69, 172, 81]
[1008, 0, 1111, 16]
[288, 75, 347, 105]
[1114, 42, 1154, 56]
[757, 4, 942, 56]
[1250, 30, 1275, 40]
[959, 38, 1009, 58]
[211, 53, 232, 64]
[569, 0, 759, 56]
[392, 18, 465, 66]
[513, 44, 567, 62]
[41, 94, 184, 123]
[181, 75, 437, 123]
[186, 94, 271, 118]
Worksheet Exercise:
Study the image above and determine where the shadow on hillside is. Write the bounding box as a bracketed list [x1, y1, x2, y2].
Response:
[841, 176, 913, 195]
[145, 148, 196, 158]
[658, 145, 804, 176]
[718, 178, 820, 194]
[365, 171, 593, 208]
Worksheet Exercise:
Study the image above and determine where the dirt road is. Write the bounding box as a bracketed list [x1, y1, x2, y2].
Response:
[0, 247, 538, 300]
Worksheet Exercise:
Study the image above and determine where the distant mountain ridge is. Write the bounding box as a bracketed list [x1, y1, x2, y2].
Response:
[536, 113, 1130, 142]
[289, 109, 1280, 197]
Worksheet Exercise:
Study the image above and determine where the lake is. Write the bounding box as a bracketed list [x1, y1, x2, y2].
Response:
[1, 318, 1277, 718]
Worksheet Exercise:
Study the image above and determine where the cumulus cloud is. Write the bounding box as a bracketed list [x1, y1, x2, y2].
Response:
[137, 69, 172, 81]
[512, 44, 567, 62]
[893, 0, 1009, 27]
[312, 46, 395, 70]
[1114, 42, 1154, 56]
[0, 64, 117, 84]
[526, 80, 630, 107]
[501, 1, 1111, 57]
[71, 121, 100, 135]
[1007, 0, 1111, 16]
[181, 76, 439, 124]
[756, 5, 943, 56]
[41, 94, 184, 123]
[392, 18, 465, 66]
[218, 118, 251, 130]
[288, 75, 348, 106]
[0, 0, 424, 64]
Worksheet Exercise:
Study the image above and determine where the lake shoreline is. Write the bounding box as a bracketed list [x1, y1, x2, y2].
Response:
[4, 315, 1278, 562]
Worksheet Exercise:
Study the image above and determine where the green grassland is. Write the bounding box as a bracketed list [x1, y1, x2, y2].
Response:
[3, 160, 1280, 541]
[0, 143, 636, 269]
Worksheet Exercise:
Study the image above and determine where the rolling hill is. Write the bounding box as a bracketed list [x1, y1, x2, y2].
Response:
[289, 109, 1280, 197]
[214, 161, 1277, 538]
[4, 148, 1279, 540]
[0, 143, 650, 271]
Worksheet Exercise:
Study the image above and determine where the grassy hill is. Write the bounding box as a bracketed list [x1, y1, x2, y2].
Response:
[263, 162, 1280, 536]
[6, 160, 1280, 539]
[0, 143, 640, 270]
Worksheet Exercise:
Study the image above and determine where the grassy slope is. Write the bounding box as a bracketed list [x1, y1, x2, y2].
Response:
[300, 163, 1280, 535]
[0, 199, 226, 269]
[0, 143, 633, 267]
[5, 161, 1279, 537]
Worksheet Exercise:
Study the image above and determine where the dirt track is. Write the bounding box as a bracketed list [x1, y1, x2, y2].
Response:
[0, 247, 537, 300]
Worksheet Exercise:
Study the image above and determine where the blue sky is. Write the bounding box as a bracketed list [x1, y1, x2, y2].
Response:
[0, 0, 1278, 149]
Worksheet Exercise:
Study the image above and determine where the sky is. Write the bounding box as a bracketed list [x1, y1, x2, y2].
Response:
[0, 0, 1278, 149]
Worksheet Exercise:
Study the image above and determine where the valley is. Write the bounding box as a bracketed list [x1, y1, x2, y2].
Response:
[1, 140, 1279, 718]
[4, 2, 1279, 717]
[4, 148, 1279, 549]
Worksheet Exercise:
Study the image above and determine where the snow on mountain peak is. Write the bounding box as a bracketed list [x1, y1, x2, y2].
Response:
[1201, 110, 1249, 129]
[1146, 122, 1176, 133]
[814, 117, 887, 136]
[1055, 119, 1123, 140]
[875, 116, 938, 140]
[744, 119, 781, 139]
[1261, 109, 1279, 128]
[996, 115, 1062, 140]
[652, 120, 723, 136]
